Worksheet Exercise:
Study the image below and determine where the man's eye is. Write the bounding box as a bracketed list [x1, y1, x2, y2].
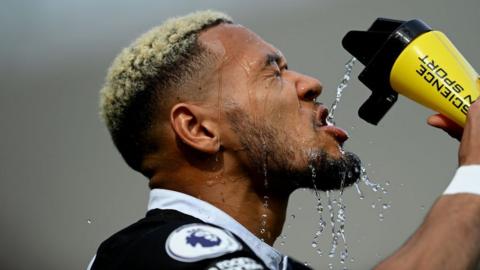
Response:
[275, 65, 288, 78]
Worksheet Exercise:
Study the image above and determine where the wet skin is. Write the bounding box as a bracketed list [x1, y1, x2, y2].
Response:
[151, 22, 480, 269]
[198, 24, 350, 176]
[151, 23, 358, 244]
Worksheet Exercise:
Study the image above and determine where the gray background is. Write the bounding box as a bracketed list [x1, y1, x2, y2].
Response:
[1, 0, 479, 269]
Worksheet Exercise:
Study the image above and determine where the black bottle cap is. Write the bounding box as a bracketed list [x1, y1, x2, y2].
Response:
[342, 18, 432, 125]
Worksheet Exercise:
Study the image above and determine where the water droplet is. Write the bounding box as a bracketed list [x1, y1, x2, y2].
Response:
[379, 213, 384, 221]
[260, 228, 266, 234]
[87, 219, 92, 224]
[328, 263, 334, 269]
[420, 205, 425, 210]
[354, 182, 363, 198]
[316, 59, 360, 267]
[280, 241, 285, 246]
[382, 203, 390, 210]
[371, 203, 376, 209]
[385, 181, 391, 186]
[290, 214, 295, 220]
[325, 57, 357, 125]
[304, 261, 309, 266]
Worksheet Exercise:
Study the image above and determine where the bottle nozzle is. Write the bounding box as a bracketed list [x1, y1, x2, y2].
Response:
[342, 18, 432, 125]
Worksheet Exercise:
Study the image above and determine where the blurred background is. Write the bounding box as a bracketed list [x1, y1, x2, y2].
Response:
[1, 0, 479, 269]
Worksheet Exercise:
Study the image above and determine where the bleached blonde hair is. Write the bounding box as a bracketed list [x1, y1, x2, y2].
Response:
[99, 10, 232, 171]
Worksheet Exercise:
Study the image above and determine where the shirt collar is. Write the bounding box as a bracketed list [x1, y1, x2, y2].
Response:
[148, 189, 285, 270]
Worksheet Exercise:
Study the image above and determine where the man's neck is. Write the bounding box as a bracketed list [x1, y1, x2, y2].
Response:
[151, 172, 288, 245]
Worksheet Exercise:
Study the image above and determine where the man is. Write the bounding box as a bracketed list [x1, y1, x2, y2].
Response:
[89, 10, 480, 270]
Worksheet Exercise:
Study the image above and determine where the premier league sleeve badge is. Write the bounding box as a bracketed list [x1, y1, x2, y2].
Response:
[165, 223, 242, 262]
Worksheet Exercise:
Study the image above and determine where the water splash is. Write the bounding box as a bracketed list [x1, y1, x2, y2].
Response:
[279, 234, 287, 246]
[309, 165, 391, 268]
[310, 56, 357, 266]
[358, 165, 392, 225]
[354, 183, 364, 200]
[303, 57, 395, 269]
[260, 195, 269, 241]
[325, 57, 357, 126]
[336, 193, 349, 266]
[326, 191, 338, 258]
[260, 139, 269, 240]
[309, 164, 327, 251]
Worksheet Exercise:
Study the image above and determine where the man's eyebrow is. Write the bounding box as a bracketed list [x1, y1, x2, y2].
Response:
[259, 52, 286, 71]
[249, 53, 288, 83]
[260, 52, 286, 71]
[266, 53, 281, 65]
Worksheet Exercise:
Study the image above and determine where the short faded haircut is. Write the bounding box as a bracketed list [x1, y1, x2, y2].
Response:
[100, 10, 232, 172]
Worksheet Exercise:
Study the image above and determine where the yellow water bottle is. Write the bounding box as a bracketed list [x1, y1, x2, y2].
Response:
[342, 18, 479, 127]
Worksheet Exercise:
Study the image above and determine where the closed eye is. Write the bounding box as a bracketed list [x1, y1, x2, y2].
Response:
[272, 63, 288, 76]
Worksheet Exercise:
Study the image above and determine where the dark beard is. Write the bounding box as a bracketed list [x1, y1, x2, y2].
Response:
[289, 150, 361, 191]
[226, 107, 361, 196]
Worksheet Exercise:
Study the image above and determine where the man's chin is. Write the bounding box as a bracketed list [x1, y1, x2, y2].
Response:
[269, 151, 362, 194]
[313, 151, 361, 191]
[312, 151, 361, 191]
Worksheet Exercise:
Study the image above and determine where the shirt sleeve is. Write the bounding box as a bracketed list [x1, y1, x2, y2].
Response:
[444, 165, 480, 195]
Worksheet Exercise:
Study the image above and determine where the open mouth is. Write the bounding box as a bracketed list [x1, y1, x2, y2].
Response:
[315, 104, 329, 127]
[314, 104, 349, 144]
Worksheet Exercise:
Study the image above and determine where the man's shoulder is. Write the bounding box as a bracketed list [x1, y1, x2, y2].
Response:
[95, 210, 197, 254]
[90, 209, 266, 270]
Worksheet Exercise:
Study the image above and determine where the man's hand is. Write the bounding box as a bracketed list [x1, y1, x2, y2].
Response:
[457, 99, 480, 165]
[427, 113, 463, 140]
[427, 98, 480, 165]
[374, 99, 480, 270]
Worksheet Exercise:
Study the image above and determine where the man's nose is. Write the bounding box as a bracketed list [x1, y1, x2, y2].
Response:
[295, 72, 323, 101]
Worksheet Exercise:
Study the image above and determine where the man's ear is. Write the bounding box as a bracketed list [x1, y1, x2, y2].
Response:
[170, 103, 220, 154]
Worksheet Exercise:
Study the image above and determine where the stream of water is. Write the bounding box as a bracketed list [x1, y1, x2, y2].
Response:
[307, 57, 391, 269]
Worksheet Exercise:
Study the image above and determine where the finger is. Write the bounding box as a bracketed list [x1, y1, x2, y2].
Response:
[427, 114, 463, 140]
[458, 99, 480, 165]
[427, 114, 454, 128]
